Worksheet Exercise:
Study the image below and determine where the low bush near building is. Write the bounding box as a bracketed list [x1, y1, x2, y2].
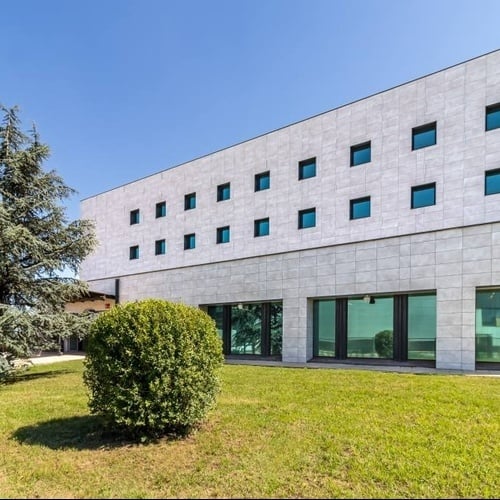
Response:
[83, 299, 223, 440]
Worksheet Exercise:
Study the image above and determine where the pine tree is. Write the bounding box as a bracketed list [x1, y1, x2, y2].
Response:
[0, 105, 96, 378]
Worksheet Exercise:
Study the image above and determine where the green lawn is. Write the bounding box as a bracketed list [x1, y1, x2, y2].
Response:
[0, 360, 499, 499]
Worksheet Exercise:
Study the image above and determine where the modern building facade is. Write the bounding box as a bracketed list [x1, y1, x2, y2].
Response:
[80, 50, 500, 371]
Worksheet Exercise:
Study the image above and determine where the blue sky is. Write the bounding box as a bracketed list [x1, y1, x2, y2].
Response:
[2, 0, 500, 222]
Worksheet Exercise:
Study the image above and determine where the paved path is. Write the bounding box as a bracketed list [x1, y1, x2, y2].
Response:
[25, 353, 499, 376]
[29, 353, 86, 365]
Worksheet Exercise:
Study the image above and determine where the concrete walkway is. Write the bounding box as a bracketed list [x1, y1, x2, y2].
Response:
[29, 353, 86, 365]
[25, 353, 499, 376]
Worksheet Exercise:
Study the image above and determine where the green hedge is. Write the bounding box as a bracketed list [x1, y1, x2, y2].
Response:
[83, 299, 223, 439]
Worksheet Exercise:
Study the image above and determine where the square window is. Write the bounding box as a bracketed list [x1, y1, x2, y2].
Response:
[155, 201, 166, 218]
[184, 192, 196, 210]
[411, 183, 436, 209]
[412, 122, 436, 150]
[216, 226, 230, 244]
[130, 209, 140, 225]
[350, 141, 371, 166]
[155, 239, 166, 255]
[254, 218, 269, 237]
[486, 103, 500, 131]
[298, 157, 316, 180]
[217, 183, 231, 202]
[298, 208, 316, 229]
[184, 233, 196, 250]
[350, 197, 371, 220]
[255, 171, 270, 191]
[129, 245, 139, 260]
[485, 169, 500, 195]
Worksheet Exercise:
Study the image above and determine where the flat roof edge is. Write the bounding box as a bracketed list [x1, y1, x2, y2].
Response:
[81, 47, 500, 203]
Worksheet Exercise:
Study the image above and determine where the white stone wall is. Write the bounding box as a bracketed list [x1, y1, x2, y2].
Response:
[87, 222, 500, 370]
[80, 50, 500, 371]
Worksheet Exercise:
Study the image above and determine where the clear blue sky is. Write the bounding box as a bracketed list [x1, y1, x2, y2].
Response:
[2, 0, 500, 222]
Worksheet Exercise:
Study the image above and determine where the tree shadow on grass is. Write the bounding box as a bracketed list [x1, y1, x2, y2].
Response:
[12, 415, 140, 450]
[6, 369, 73, 385]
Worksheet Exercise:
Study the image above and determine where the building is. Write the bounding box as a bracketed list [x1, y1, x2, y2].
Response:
[80, 49, 500, 371]
[63, 290, 116, 352]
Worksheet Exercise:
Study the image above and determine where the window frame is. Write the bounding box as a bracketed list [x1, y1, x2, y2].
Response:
[155, 201, 166, 218]
[486, 103, 500, 131]
[255, 171, 270, 192]
[298, 157, 317, 180]
[217, 182, 231, 202]
[130, 209, 140, 225]
[129, 245, 139, 260]
[485, 168, 500, 196]
[184, 233, 196, 250]
[184, 192, 196, 211]
[216, 225, 230, 244]
[412, 122, 437, 150]
[298, 208, 316, 229]
[254, 217, 270, 237]
[206, 301, 283, 358]
[350, 141, 371, 167]
[155, 239, 166, 255]
[411, 182, 436, 209]
[312, 292, 436, 366]
[350, 196, 371, 220]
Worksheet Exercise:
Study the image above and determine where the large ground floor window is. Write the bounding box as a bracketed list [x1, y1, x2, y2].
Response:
[206, 301, 282, 358]
[313, 292, 436, 363]
[476, 288, 500, 366]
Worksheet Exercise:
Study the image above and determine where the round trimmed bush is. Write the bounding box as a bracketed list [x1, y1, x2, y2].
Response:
[83, 299, 223, 439]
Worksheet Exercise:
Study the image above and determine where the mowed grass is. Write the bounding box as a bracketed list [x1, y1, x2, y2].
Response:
[0, 361, 499, 499]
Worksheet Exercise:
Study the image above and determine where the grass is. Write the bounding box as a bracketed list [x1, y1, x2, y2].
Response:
[0, 361, 499, 499]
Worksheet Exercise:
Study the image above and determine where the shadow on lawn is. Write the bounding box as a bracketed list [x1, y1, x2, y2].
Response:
[6, 369, 73, 385]
[12, 416, 139, 450]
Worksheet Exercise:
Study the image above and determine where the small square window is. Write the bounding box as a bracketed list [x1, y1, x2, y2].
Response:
[298, 158, 316, 180]
[254, 218, 269, 237]
[486, 103, 500, 131]
[130, 209, 140, 225]
[155, 201, 166, 218]
[411, 183, 436, 209]
[184, 233, 196, 250]
[216, 226, 230, 244]
[485, 169, 500, 195]
[255, 171, 270, 191]
[350, 197, 371, 220]
[350, 141, 371, 166]
[412, 122, 436, 150]
[184, 192, 196, 210]
[129, 245, 139, 260]
[217, 183, 231, 202]
[155, 239, 166, 255]
[298, 208, 316, 229]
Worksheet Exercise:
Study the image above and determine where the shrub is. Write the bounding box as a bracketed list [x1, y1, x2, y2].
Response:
[83, 299, 223, 440]
[374, 329, 393, 358]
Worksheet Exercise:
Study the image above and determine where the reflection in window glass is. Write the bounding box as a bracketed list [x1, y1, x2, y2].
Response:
[270, 302, 283, 355]
[231, 304, 262, 355]
[350, 141, 371, 166]
[485, 169, 500, 196]
[411, 183, 436, 209]
[412, 123, 436, 150]
[313, 300, 335, 357]
[486, 104, 500, 131]
[207, 306, 224, 341]
[350, 197, 371, 220]
[408, 294, 436, 360]
[298, 158, 316, 180]
[476, 289, 500, 362]
[347, 296, 393, 358]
